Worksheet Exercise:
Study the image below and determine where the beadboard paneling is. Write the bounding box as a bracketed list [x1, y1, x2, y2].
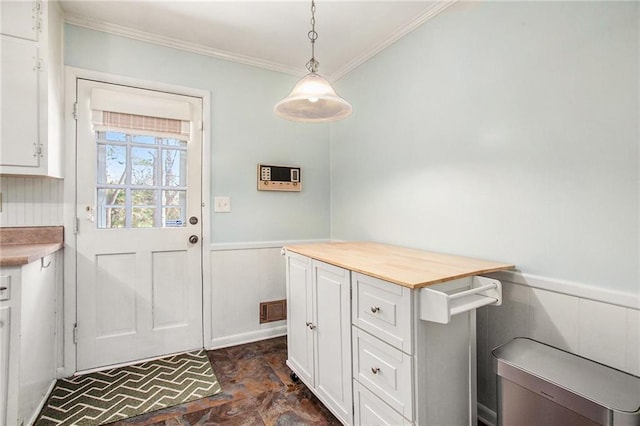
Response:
[477, 277, 640, 425]
[0, 177, 63, 227]
[207, 247, 287, 349]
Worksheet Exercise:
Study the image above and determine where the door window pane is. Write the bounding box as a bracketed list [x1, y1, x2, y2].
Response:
[163, 138, 187, 148]
[97, 188, 125, 206]
[97, 144, 127, 185]
[131, 147, 158, 186]
[162, 149, 186, 187]
[132, 207, 156, 228]
[132, 189, 157, 206]
[162, 190, 186, 227]
[162, 190, 185, 206]
[104, 131, 127, 142]
[164, 208, 184, 227]
[98, 206, 126, 229]
[132, 134, 156, 145]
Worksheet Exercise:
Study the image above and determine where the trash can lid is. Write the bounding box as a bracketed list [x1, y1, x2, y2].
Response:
[492, 338, 640, 414]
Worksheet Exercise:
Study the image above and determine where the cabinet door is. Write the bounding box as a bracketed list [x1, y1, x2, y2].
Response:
[19, 255, 57, 425]
[0, 1, 40, 41]
[0, 307, 10, 426]
[0, 36, 40, 168]
[313, 260, 353, 425]
[286, 253, 314, 386]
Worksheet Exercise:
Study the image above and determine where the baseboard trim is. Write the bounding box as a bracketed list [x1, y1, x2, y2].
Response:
[27, 379, 57, 425]
[207, 326, 287, 350]
[477, 402, 497, 426]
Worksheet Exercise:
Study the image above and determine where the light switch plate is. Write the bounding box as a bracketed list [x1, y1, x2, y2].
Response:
[214, 196, 231, 213]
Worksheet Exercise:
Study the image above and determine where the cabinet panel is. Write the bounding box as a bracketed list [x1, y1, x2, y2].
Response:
[313, 261, 352, 425]
[19, 255, 57, 424]
[0, 1, 40, 41]
[353, 273, 413, 353]
[286, 253, 314, 385]
[0, 268, 21, 426]
[0, 307, 10, 426]
[0, 36, 40, 168]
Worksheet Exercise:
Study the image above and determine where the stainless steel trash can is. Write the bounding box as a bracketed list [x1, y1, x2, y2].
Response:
[493, 338, 640, 426]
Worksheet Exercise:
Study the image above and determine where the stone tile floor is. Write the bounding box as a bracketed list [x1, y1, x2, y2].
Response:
[110, 336, 341, 425]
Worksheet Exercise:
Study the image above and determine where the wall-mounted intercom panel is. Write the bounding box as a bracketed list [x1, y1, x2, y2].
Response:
[257, 164, 301, 192]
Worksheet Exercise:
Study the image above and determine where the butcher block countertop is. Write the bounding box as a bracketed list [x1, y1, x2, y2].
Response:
[0, 226, 64, 267]
[285, 241, 514, 289]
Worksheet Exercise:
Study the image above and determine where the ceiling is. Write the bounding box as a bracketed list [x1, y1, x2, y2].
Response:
[60, 0, 453, 80]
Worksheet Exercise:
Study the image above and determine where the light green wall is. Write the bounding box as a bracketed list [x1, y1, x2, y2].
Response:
[331, 2, 639, 293]
[65, 24, 331, 243]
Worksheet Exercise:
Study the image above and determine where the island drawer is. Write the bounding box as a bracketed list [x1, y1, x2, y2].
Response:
[352, 272, 412, 353]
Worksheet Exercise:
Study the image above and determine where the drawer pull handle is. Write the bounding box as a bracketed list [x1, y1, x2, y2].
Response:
[0, 287, 6, 291]
[371, 367, 380, 374]
[370, 306, 380, 313]
[306, 322, 316, 330]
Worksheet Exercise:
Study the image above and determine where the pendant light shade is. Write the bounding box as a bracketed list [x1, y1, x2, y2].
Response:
[274, 0, 352, 123]
[274, 72, 352, 123]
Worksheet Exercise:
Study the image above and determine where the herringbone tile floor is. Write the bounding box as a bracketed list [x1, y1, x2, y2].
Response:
[110, 336, 340, 425]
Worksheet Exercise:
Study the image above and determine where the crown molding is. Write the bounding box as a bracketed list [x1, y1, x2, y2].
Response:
[64, 14, 306, 77]
[65, 0, 456, 82]
[328, 0, 457, 82]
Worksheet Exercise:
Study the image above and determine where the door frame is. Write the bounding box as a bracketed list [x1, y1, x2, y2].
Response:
[62, 67, 212, 377]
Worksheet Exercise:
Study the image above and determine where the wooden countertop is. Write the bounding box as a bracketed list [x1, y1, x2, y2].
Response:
[284, 242, 514, 289]
[0, 243, 64, 267]
[0, 226, 64, 267]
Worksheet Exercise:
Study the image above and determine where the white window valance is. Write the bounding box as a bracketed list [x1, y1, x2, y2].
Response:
[90, 88, 191, 140]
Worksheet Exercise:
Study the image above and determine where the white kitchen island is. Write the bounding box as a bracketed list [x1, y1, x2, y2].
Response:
[284, 242, 514, 426]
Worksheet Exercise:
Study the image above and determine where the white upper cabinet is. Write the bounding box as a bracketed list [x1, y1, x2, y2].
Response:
[0, 0, 63, 178]
[1, 37, 41, 168]
[0, 0, 42, 41]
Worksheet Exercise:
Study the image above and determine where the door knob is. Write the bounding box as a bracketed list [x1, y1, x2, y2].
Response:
[189, 235, 199, 244]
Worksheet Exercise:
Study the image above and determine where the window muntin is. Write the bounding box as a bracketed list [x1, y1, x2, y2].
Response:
[96, 131, 187, 229]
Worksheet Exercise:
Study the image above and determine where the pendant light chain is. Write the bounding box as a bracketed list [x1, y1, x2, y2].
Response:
[306, 0, 319, 73]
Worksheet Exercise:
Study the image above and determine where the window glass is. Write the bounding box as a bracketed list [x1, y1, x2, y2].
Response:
[97, 144, 126, 185]
[163, 150, 186, 186]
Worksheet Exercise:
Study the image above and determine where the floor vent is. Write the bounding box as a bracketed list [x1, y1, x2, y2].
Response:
[260, 299, 287, 323]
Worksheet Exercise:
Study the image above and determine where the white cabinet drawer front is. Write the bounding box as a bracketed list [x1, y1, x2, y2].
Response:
[353, 327, 413, 420]
[354, 380, 413, 426]
[353, 273, 412, 353]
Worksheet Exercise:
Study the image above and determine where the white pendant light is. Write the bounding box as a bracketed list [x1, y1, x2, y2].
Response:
[274, 0, 352, 123]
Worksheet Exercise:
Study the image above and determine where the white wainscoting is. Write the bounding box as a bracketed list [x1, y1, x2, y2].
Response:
[206, 240, 328, 350]
[0, 176, 63, 227]
[476, 271, 640, 426]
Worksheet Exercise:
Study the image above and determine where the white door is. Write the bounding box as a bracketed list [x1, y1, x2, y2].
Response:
[75, 79, 204, 371]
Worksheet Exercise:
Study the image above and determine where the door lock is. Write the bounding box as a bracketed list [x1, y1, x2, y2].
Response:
[189, 216, 199, 225]
[189, 235, 199, 244]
